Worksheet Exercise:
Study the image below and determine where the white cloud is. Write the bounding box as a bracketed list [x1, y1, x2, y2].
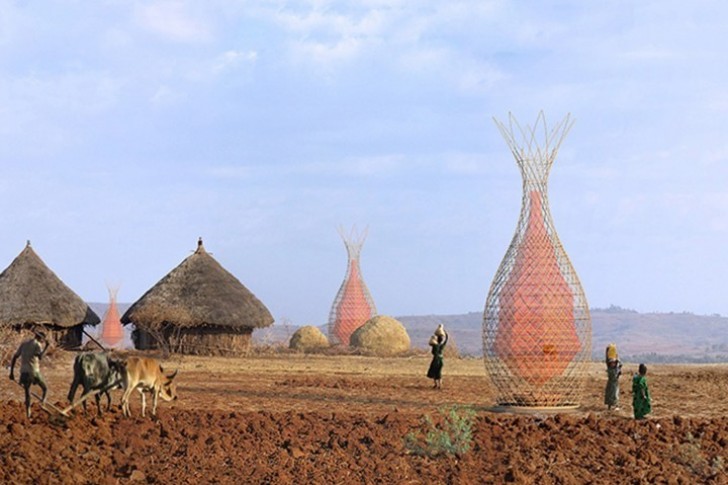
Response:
[0, 71, 123, 136]
[456, 62, 507, 93]
[290, 37, 363, 65]
[278, 154, 407, 176]
[213, 50, 258, 73]
[443, 153, 489, 175]
[150, 85, 186, 106]
[261, 4, 393, 66]
[134, 1, 212, 43]
[0, 0, 25, 46]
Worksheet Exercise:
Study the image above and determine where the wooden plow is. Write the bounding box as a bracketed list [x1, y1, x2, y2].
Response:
[15, 383, 70, 426]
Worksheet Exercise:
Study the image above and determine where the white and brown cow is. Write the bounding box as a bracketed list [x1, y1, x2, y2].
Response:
[121, 357, 178, 417]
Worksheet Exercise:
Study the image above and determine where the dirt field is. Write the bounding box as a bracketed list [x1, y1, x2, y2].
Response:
[1, 351, 727, 484]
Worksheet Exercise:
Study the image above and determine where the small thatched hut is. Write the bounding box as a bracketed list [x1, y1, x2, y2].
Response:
[121, 238, 273, 356]
[0, 241, 100, 348]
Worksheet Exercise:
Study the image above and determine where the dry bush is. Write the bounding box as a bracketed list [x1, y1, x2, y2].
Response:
[350, 315, 410, 356]
[674, 432, 725, 478]
[0, 326, 27, 367]
[289, 326, 329, 352]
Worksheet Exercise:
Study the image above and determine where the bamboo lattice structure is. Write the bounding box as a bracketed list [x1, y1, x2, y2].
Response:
[483, 112, 592, 408]
[328, 226, 377, 346]
[100, 284, 124, 348]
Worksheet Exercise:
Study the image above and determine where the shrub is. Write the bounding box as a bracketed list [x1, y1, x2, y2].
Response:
[404, 406, 476, 458]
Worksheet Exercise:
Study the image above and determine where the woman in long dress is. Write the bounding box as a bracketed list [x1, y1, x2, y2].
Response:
[427, 330, 448, 389]
[605, 361, 622, 410]
[604, 343, 622, 410]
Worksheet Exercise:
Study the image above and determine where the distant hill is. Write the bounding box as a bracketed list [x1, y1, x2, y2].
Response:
[398, 306, 728, 362]
[256, 306, 728, 363]
[87, 303, 728, 362]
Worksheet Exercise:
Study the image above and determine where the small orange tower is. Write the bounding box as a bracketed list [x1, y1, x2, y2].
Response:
[100, 285, 124, 348]
[328, 226, 377, 346]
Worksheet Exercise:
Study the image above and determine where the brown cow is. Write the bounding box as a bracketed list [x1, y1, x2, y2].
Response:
[121, 357, 178, 417]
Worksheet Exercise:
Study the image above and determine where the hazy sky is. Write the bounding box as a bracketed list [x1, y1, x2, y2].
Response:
[1, 1, 726, 325]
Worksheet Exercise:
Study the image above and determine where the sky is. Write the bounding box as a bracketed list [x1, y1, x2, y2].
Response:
[0, 1, 727, 326]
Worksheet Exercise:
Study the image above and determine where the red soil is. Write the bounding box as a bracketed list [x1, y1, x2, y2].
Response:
[1, 353, 727, 484]
[0, 403, 726, 484]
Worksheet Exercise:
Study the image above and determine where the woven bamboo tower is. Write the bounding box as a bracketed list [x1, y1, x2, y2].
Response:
[100, 284, 124, 348]
[483, 112, 592, 409]
[328, 226, 377, 346]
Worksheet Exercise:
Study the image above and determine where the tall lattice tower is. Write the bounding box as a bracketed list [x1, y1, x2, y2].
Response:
[328, 226, 377, 346]
[100, 284, 124, 348]
[483, 112, 592, 409]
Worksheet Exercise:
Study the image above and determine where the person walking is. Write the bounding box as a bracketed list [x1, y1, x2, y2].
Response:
[632, 363, 652, 420]
[427, 325, 448, 389]
[9, 331, 50, 418]
[604, 343, 622, 410]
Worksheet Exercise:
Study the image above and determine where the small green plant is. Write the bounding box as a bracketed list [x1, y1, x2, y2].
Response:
[404, 406, 476, 457]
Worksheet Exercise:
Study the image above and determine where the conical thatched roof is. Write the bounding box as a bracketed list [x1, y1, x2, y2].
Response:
[121, 238, 273, 329]
[0, 242, 100, 328]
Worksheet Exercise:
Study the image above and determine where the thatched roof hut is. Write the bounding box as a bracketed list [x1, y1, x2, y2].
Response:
[121, 238, 273, 356]
[0, 241, 100, 348]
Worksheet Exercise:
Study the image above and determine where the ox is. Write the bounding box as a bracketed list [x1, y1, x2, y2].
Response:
[67, 352, 125, 415]
[121, 357, 178, 417]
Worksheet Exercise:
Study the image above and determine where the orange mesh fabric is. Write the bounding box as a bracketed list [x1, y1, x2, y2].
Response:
[331, 261, 375, 345]
[495, 191, 580, 386]
[101, 298, 124, 347]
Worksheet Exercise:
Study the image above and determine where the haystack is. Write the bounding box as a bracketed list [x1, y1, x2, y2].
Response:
[0, 241, 100, 348]
[350, 315, 410, 356]
[121, 238, 273, 356]
[289, 326, 329, 352]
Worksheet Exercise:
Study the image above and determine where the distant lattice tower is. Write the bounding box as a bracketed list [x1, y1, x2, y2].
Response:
[483, 112, 592, 409]
[328, 226, 377, 346]
[100, 284, 124, 348]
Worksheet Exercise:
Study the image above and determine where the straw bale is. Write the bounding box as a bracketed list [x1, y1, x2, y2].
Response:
[289, 326, 329, 352]
[350, 315, 410, 356]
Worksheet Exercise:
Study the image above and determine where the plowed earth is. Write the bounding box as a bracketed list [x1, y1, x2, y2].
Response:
[1, 352, 727, 484]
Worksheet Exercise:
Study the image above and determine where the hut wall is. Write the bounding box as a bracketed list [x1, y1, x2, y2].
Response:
[132, 327, 157, 351]
[56, 325, 84, 349]
[132, 326, 253, 356]
[14, 324, 83, 349]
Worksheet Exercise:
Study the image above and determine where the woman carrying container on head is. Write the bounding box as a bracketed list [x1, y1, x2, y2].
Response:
[427, 324, 448, 389]
[604, 343, 622, 411]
